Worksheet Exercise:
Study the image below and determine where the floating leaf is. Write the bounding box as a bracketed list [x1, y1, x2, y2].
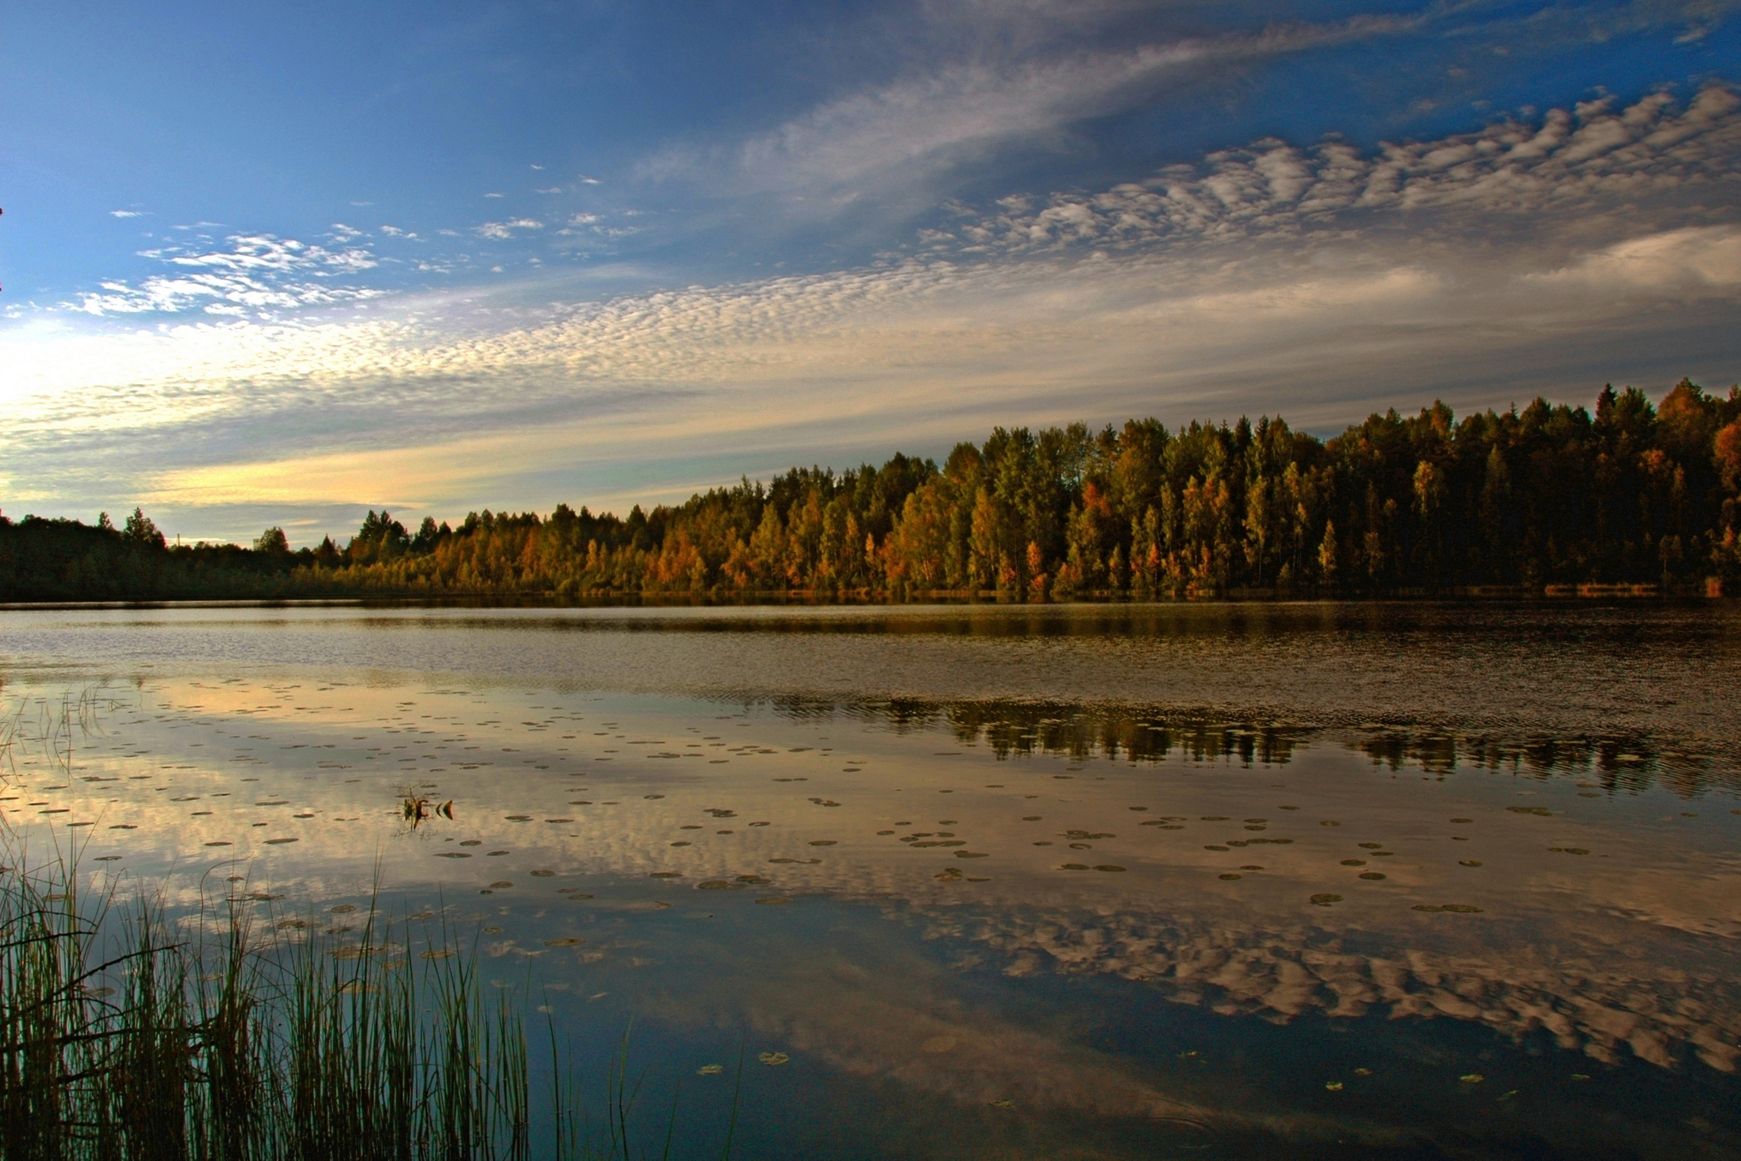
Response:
[758, 1051, 790, 1066]
[1459, 1073, 1485, 1084]
[697, 1064, 725, 1076]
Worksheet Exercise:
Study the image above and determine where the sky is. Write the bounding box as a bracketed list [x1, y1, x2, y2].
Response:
[3, 0, 1738, 548]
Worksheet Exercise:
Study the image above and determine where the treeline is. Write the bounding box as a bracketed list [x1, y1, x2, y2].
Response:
[5, 380, 1740, 602]
[0, 509, 303, 601]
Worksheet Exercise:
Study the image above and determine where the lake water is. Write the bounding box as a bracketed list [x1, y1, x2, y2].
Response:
[3, 601, 1739, 1158]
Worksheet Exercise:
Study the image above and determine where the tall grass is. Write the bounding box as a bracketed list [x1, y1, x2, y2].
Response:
[0, 854, 540, 1161]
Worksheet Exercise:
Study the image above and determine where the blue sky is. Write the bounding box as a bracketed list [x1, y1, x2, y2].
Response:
[3, 0, 1737, 547]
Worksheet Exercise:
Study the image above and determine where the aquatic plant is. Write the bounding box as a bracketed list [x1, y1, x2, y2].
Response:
[0, 850, 539, 1161]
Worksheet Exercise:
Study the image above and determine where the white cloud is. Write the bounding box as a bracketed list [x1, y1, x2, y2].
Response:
[60, 232, 385, 319]
[641, 12, 1419, 202]
[1528, 225, 1741, 292]
[475, 218, 546, 240]
[933, 83, 1741, 255]
[109, 209, 146, 219]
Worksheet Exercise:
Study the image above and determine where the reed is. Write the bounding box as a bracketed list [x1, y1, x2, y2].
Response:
[0, 853, 544, 1161]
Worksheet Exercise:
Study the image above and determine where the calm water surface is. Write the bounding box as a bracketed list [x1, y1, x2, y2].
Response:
[2, 601, 1738, 1159]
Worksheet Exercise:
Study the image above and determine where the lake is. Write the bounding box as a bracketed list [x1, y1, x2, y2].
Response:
[3, 601, 1738, 1158]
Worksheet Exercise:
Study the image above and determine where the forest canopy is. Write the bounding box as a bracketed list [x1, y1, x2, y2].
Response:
[4, 380, 1740, 602]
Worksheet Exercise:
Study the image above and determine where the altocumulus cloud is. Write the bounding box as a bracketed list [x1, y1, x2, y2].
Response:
[66, 233, 383, 318]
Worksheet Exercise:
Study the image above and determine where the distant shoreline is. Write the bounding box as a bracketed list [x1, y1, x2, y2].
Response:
[6, 380, 1738, 603]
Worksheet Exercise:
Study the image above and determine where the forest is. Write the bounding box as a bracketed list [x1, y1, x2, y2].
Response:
[4, 380, 1740, 602]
